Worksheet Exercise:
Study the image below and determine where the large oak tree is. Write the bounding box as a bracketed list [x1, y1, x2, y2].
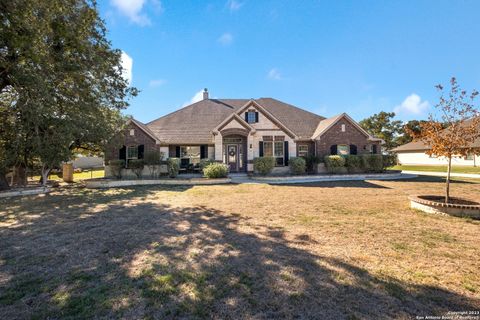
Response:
[0, 0, 137, 188]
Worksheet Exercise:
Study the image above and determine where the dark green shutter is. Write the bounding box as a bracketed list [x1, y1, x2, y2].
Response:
[372, 145, 377, 154]
[175, 146, 180, 157]
[330, 145, 337, 155]
[138, 145, 144, 159]
[350, 144, 357, 155]
[255, 112, 259, 123]
[245, 112, 248, 122]
[284, 141, 289, 166]
[259, 141, 264, 157]
[119, 145, 126, 160]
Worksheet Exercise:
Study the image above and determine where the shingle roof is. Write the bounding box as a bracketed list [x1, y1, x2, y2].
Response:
[311, 114, 344, 139]
[144, 98, 325, 144]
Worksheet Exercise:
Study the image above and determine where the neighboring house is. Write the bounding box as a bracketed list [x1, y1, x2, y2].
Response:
[105, 89, 382, 174]
[392, 118, 480, 167]
[72, 155, 104, 169]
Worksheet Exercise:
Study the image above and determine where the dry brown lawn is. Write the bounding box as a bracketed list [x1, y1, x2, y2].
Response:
[0, 176, 479, 319]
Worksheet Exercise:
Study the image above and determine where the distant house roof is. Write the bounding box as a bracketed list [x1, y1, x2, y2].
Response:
[391, 140, 430, 152]
[144, 98, 325, 144]
[392, 118, 480, 152]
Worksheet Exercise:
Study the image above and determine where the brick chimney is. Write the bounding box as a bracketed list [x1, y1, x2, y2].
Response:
[203, 88, 209, 100]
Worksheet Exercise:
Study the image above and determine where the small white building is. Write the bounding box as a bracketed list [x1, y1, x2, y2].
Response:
[392, 140, 479, 167]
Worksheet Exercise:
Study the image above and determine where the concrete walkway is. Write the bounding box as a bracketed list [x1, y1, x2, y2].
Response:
[401, 170, 480, 179]
[230, 172, 417, 184]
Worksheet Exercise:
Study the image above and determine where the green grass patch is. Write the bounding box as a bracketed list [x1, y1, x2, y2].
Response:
[32, 169, 105, 182]
[390, 165, 480, 174]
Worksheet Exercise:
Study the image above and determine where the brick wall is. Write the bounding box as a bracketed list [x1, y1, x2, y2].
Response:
[315, 118, 381, 158]
[104, 122, 159, 163]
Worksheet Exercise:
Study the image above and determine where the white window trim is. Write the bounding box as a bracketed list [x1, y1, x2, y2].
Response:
[129, 129, 135, 136]
[341, 124, 346, 132]
[298, 144, 309, 157]
[127, 145, 138, 161]
[263, 139, 285, 166]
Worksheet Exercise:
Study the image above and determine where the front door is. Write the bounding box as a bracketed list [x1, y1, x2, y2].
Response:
[227, 145, 238, 172]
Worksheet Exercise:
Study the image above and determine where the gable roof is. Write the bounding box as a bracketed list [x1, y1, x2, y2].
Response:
[127, 118, 160, 143]
[311, 113, 381, 142]
[146, 98, 325, 144]
[214, 112, 255, 133]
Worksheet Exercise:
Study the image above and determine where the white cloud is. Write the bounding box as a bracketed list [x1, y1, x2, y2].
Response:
[394, 93, 430, 115]
[218, 33, 233, 46]
[120, 51, 133, 84]
[149, 79, 166, 87]
[267, 68, 282, 80]
[227, 0, 243, 11]
[110, 0, 152, 26]
[182, 89, 204, 107]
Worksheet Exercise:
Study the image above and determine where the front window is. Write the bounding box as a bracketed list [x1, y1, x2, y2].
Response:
[180, 146, 201, 165]
[264, 141, 273, 156]
[262, 136, 285, 166]
[337, 144, 349, 156]
[127, 146, 138, 159]
[247, 111, 257, 123]
[298, 145, 309, 157]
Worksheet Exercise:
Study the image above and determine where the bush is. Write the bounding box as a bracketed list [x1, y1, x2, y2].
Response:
[289, 157, 306, 175]
[144, 150, 163, 178]
[362, 155, 384, 173]
[254, 157, 275, 175]
[303, 155, 321, 173]
[128, 159, 144, 179]
[109, 159, 125, 179]
[167, 158, 180, 178]
[199, 159, 215, 172]
[324, 155, 347, 174]
[203, 163, 229, 178]
[345, 155, 363, 173]
[382, 153, 398, 169]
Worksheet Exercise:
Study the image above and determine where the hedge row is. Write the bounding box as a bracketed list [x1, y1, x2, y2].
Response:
[324, 154, 394, 174]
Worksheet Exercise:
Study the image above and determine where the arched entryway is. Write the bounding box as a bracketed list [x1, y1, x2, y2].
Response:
[221, 128, 249, 172]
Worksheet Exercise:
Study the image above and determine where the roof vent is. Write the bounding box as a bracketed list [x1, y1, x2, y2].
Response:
[203, 88, 209, 100]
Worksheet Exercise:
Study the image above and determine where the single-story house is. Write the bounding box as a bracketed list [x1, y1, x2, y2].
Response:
[392, 118, 479, 167]
[105, 89, 382, 174]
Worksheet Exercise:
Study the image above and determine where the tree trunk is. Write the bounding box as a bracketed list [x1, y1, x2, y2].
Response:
[41, 164, 50, 187]
[445, 156, 452, 203]
[0, 173, 10, 191]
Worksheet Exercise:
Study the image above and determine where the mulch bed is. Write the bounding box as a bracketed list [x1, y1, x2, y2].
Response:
[418, 195, 480, 206]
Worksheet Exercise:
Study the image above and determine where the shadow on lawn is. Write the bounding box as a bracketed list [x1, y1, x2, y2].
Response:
[0, 187, 477, 319]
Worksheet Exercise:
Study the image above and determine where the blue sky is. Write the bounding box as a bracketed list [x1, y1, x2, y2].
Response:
[99, 0, 480, 123]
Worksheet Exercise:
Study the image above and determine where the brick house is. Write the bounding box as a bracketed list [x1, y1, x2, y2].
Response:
[105, 89, 382, 173]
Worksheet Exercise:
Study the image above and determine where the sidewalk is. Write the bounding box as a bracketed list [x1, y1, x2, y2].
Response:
[401, 170, 480, 179]
[230, 172, 416, 184]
